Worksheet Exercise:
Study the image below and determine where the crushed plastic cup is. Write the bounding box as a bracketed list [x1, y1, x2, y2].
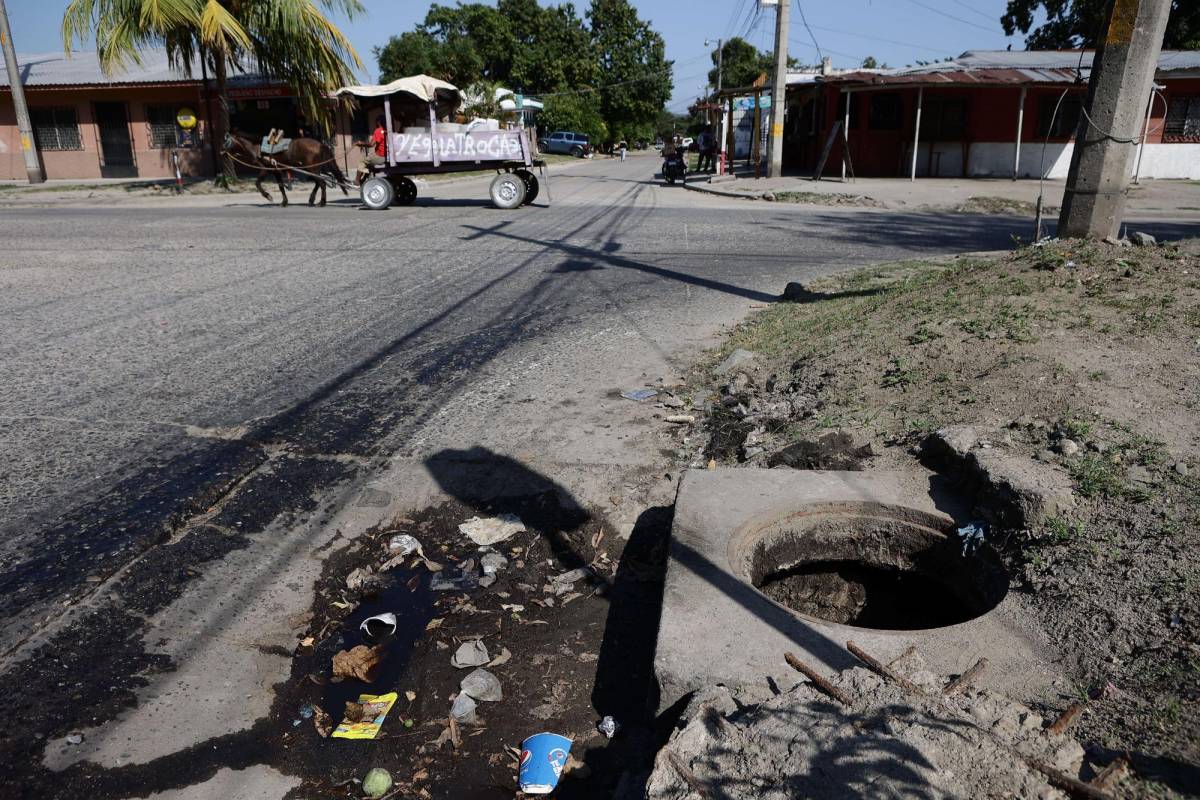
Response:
[518, 732, 573, 794]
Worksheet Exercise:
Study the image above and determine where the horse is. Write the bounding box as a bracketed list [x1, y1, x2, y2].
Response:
[222, 131, 349, 207]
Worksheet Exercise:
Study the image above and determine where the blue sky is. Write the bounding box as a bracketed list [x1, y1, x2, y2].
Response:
[5, 0, 1025, 110]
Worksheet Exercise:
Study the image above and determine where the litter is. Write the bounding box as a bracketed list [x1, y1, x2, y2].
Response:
[299, 704, 315, 719]
[459, 514, 526, 546]
[331, 692, 397, 740]
[461, 668, 503, 702]
[956, 521, 987, 556]
[621, 388, 658, 402]
[665, 414, 696, 424]
[489, 647, 512, 667]
[481, 551, 509, 575]
[332, 644, 385, 682]
[388, 534, 422, 555]
[452, 640, 491, 668]
[313, 705, 334, 737]
[65, 734, 83, 745]
[501, 604, 525, 613]
[431, 562, 481, 592]
[346, 567, 385, 592]
[598, 716, 619, 738]
[553, 567, 591, 586]
[519, 732, 573, 794]
[359, 613, 397, 643]
[363, 768, 393, 798]
[450, 693, 478, 725]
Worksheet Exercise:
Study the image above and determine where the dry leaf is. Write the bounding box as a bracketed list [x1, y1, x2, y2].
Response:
[425, 618, 443, 631]
[331, 645, 384, 682]
[412, 769, 428, 782]
[448, 715, 462, 749]
[560, 592, 583, 605]
[313, 705, 334, 738]
[342, 701, 366, 723]
[489, 647, 512, 667]
[299, 636, 315, 648]
[405, 690, 417, 702]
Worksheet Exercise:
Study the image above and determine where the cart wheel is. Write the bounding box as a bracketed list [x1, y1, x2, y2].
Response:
[361, 177, 394, 210]
[490, 173, 526, 209]
[390, 176, 418, 206]
[514, 169, 539, 205]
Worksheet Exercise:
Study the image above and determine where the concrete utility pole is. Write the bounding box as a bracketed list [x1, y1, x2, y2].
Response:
[1058, 0, 1170, 238]
[767, 0, 789, 177]
[0, 0, 45, 183]
[706, 38, 724, 161]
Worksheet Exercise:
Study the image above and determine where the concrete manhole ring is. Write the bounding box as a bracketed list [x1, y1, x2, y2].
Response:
[729, 501, 1008, 631]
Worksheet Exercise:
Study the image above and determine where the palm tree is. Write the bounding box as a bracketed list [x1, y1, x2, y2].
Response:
[62, 0, 363, 174]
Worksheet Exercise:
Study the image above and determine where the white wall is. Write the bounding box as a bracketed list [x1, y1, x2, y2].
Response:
[966, 141, 1200, 180]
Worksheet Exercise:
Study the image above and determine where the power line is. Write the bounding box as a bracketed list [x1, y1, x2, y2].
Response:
[788, 38, 863, 63]
[944, 0, 998, 23]
[900, 0, 1003, 34]
[793, 0, 822, 62]
[802, 23, 952, 55]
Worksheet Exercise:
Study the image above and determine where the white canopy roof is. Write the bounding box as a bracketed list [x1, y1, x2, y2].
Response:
[336, 74, 460, 104]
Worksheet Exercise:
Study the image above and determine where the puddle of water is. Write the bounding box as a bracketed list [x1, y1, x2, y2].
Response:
[318, 566, 436, 714]
[759, 559, 979, 630]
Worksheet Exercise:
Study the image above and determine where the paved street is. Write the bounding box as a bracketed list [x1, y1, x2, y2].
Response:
[0, 155, 1191, 796]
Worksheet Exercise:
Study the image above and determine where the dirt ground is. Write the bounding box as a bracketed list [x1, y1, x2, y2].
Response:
[691, 237, 1200, 798]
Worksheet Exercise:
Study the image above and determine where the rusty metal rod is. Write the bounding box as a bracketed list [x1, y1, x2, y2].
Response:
[943, 657, 989, 696]
[1047, 702, 1087, 736]
[846, 641, 923, 694]
[1089, 757, 1129, 791]
[886, 644, 918, 670]
[1028, 759, 1113, 800]
[784, 652, 853, 706]
[663, 749, 716, 799]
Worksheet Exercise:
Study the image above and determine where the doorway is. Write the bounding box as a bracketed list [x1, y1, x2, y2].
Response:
[93, 102, 137, 178]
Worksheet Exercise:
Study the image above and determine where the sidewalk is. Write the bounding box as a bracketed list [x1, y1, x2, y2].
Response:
[684, 172, 1200, 217]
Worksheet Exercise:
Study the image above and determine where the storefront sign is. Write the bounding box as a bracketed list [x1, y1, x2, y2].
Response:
[226, 85, 292, 100]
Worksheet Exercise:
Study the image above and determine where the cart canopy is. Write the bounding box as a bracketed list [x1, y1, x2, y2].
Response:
[337, 75, 461, 106]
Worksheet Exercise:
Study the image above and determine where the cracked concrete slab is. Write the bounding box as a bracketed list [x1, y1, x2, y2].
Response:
[139, 765, 298, 800]
[655, 468, 1060, 709]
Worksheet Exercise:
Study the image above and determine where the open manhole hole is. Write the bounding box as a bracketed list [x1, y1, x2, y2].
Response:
[732, 502, 1007, 630]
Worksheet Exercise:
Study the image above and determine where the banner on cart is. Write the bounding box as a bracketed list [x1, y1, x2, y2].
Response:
[390, 130, 526, 163]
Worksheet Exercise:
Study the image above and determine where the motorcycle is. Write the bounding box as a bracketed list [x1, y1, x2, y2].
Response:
[661, 150, 686, 185]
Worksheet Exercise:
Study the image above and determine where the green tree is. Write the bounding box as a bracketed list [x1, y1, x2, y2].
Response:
[709, 37, 770, 89]
[1002, 0, 1200, 49]
[540, 92, 607, 142]
[62, 0, 363, 141]
[861, 55, 878, 69]
[588, 0, 672, 143]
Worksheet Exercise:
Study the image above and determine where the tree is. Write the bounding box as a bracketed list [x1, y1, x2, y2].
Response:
[861, 56, 877, 69]
[1002, 0, 1200, 49]
[709, 37, 771, 88]
[62, 0, 362, 173]
[589, 0, 672, 143]
[540, 92, 607, 142]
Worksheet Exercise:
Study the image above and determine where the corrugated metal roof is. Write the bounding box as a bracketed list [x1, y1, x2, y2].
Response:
[0, 49, 279, 88]
[824, 49, 1200, 89]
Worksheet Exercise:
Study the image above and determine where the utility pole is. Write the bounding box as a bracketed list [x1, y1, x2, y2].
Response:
[1058, 0, 1170, 238]
[705, 38, 724, 164]
[767, 0, 790, 177]
[0, 0, 45, 183]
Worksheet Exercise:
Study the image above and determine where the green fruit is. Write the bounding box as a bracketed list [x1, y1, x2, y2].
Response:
[363, 767, 393, 798]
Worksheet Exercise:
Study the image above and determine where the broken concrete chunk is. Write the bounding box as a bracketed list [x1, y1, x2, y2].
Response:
[714, 348, 757, 375]
[923, 427, 1075, 527]
[1130, 231, 1157, 247]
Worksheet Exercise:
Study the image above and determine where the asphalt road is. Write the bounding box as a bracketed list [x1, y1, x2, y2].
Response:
[0, 156, 1190, 796]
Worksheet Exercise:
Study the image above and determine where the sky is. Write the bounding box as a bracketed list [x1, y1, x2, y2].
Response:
[4, 0, 1027, 111]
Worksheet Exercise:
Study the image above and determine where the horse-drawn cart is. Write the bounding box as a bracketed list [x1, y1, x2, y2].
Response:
[337, 76, 548, 211]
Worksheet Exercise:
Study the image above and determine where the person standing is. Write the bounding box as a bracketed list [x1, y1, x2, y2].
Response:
[619, 139, 627, 161]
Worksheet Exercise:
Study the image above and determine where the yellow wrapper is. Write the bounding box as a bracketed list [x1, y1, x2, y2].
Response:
[331, 692, 398, 740]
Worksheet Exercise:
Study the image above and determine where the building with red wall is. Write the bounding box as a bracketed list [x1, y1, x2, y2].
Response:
[786, 50, 1200, 181]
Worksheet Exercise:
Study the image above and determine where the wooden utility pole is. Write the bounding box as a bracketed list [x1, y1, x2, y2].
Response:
[1058, 0, 1171, 238]
[767, 0, 789, 177]
[0, 0, 45, 183]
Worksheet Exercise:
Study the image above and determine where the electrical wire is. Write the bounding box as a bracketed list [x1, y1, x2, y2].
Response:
[788, 38, 863, 63]
[794, 0, 822, 62]
[943, 0, 997, 22]
[802, 23, 950, 55]
[900, 0, 1003, 34]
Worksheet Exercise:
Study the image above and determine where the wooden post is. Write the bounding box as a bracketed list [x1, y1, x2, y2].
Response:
[841, 89, 850, 181]
[910, 86, 923, 181]
[1013, 86, 1026, 180]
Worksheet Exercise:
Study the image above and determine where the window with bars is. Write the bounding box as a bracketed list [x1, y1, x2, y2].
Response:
[1164, 96, 1200, 139]
[868, 93, 902, 130]
[146, 105, 178, 148]
[1037, 94, 1082, 138]
[30, 107, 83, 151]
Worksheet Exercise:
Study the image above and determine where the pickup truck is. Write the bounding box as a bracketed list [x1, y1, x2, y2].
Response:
[537, 131, 592, 158]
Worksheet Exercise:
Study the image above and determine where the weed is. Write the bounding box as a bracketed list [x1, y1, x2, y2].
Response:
[1069, 454, 1124, 498]
[907, 323, 942, 344]
[880, 357, 915, 389]
[1046, 517, 1086, 544]
[1062, 416, 1092, 439]
[1087, 370, 1108, 382]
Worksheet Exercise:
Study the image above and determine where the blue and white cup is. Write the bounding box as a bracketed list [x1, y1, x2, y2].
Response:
[518, 732, 573, 794]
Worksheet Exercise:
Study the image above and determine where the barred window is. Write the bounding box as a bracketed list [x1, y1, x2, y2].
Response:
[1164, 96, 1200, 138]
[868, 93, 902, 130]
[30, 107, 82, 151]
[146, 105, 178, 148]
[1037, 94, 1082, 138]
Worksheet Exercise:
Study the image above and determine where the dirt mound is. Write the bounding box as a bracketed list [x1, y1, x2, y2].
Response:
[647, 657, 1094, 800]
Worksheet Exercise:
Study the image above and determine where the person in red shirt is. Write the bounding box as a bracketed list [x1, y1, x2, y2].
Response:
[354, 115, 388, 184]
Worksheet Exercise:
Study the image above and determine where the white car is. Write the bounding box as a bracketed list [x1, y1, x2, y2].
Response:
[680, 137, 694, 149]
